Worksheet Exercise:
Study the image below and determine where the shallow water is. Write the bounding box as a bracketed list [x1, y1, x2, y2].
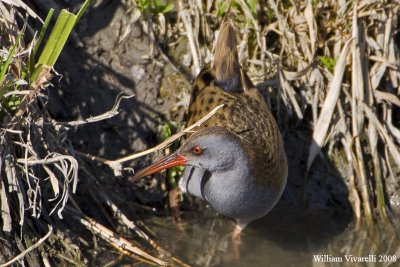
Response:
[146, 203, 400, 267]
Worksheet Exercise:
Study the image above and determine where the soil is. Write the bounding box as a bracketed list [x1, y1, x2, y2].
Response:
[50, 1, 169, 159]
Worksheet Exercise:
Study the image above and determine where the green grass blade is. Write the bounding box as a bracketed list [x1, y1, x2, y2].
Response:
[0, 35, 20, 87]
[31, 1, 90, 83]
[32, 10, 76, 82]
[47, 13, 76, 66]
[29, 8, 54, 76]
[32, 9, 54, 62]
[37, 10, 76, 67]
[75, 0, 92, 26]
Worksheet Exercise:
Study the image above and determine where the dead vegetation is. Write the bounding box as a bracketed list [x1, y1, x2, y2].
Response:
[0, 1, 186, 265]
[1, 0, 400, 266]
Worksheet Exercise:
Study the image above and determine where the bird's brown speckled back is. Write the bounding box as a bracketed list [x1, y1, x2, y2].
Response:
[186, 20, 287, 187]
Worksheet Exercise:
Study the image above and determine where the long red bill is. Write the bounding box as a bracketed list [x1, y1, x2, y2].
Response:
[133, 152, 187, 181]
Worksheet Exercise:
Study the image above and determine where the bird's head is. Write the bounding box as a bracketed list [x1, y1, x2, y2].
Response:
[133, 126, 247, 180]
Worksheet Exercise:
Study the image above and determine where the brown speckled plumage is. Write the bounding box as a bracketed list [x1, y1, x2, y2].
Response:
[186, 21, 287, 187]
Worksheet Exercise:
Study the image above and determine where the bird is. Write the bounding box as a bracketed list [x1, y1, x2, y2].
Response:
[133, 19, 287, 238]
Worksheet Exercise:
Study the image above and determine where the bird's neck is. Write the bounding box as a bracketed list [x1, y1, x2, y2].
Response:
[179, 146, 251, 200]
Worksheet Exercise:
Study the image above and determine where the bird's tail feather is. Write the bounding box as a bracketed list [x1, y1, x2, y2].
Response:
[213, 19, 242, 93]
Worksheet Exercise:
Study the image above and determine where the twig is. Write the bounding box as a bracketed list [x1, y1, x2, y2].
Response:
[179, 2, 201, 74]
[307, 38, 353, 170]
[3, 90, 30, 97]
[237, 0, 261, 48]
[96, 190, 190, 267]
[0, 225, 53, 267]
[77, 104, 224, 175]
[54, 94, 135, 127]
[15, 151, 78, 218]
[10, 67, 52, 129]
[76, 163, 190, 266]
[1, 0, 43, 22]
[16, 154, 77, 165]
[74, 150, 110, 164]
[114, 104, 223, 164]
[70, 211, 168, 266]
[364, 103, 400, 167]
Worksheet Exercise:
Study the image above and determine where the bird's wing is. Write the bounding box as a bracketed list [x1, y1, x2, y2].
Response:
[186, 68, 237, 129]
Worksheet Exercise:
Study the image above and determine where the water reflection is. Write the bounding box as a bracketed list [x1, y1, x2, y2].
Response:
[146, 203, 400, 267]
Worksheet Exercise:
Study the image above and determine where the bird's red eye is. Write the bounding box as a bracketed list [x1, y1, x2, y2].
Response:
[192, 145, 202, 155]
